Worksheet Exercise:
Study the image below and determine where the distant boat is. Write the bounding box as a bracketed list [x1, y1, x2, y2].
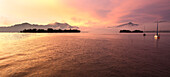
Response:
[154, 21, 160, 39]
[143, 25, 146, 36]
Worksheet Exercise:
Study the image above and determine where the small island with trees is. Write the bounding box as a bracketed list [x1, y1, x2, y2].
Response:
[120, 30, 143, 33]
[20, 28, 81, 33]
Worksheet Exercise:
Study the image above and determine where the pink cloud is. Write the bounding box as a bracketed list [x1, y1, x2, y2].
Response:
[64, 0, 170, 24]
[62, 0, 170, 31]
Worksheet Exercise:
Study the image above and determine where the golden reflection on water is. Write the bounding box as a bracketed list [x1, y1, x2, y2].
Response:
[0, 33, 170, 77]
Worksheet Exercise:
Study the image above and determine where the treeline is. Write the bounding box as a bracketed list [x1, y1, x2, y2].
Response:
[120, 30, 143, 33]
[20, 28, 81, 33]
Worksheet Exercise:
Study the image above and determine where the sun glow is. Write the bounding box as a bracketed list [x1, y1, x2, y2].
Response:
[154, 35, 160, 39]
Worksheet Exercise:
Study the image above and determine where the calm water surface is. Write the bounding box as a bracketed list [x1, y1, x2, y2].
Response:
[0, 33, 170, 77]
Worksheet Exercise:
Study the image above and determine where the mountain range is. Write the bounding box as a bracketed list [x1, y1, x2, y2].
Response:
[0, 22, 79, 32]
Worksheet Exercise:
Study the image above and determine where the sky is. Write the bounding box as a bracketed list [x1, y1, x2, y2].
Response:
[0, 0, 170, 32]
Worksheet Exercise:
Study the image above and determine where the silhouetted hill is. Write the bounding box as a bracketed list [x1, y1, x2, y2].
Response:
[0, 22, 79, 32]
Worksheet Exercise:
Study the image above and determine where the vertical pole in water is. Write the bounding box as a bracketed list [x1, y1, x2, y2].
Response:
[144, 25, 145, 32]
[157, 21, 159, 36]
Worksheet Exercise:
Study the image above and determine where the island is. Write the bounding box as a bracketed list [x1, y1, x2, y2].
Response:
[20, 28, 81, 33]
[120, 30, 143, 33]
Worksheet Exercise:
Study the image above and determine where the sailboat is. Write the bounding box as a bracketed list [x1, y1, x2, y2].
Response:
[154, 21, 160, 39]
[143, 25, 146, 36]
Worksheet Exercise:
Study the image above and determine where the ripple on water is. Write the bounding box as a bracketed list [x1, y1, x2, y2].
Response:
[0, 33, 170, 77]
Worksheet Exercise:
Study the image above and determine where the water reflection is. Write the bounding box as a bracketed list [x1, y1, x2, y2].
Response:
[154, 34, 160, 48]
[0, 33, 170, 77]
[0, 33, 33, 41]
[155, 38, 159, 48]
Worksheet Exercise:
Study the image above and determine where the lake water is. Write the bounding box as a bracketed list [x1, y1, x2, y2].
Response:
[0, 33, 170, 77]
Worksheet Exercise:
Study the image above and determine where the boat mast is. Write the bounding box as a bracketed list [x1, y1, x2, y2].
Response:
[143, 25, 146, 36]
[157, 21, 159, 36]
[144, 25, 145, 33]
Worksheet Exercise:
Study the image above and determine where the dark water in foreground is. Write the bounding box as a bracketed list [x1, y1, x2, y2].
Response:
[0, 33, 170, 77]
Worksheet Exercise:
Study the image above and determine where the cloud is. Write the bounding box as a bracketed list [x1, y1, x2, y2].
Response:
[0, 0, 170, 30]
[64, 0, 170, 24]
[0, 16, 14, 26]
[119, 0, 170, 23]
[71, 17, 83, 22]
